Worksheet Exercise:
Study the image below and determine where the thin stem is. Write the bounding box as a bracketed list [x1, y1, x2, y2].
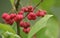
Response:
[15, 0, 20, 11]
[16, 22, 20, 36]
[16, 22, 23, 38]
[15, 0, 20, 36]
[23, 0, 44, 20]
[23, 13, 30, 19]
[34, 0, 44, 10]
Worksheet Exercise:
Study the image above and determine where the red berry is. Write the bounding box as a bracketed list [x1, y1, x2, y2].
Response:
[43, 10, 47, 14]
[39, 12, 46, 17]
[27, 6, 34, 12]
[28, 6, 33, 10]
[5, 19, 14, 25]
[20, 21, 30, 28]
[36, 10, 46, 17]
[23, 22, 30, 28]
[14, 14, 24, 22]
[21, 7, 28, 12]
[2, 13, 9, 19]
[20, 21, 24, 27]
[23, 27, 30, 34]
[27, 12, 36, 20]
[10, 13, 16, 19]
[5, 15, 11, 21]
[23, 28, 27, 33]
[18, 11, 24, 15]
[28, 8, 33, 12]
[36, 10, 41, 17]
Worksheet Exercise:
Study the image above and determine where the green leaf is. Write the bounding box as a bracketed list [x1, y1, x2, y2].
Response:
[12, 22, 17, 33]
[0, 29, 5, 35]
[20, 28, 28, 38]
[3, 31, 21, 38]
[36, 17, 59, 38]
[36, 27, 48, 38]
[46, 17, 59, 38]
[28, 15, 53, 38]
[0, 23, 15, 34]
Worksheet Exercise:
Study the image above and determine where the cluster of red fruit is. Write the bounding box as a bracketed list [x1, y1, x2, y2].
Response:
[2, 6, 46, 34]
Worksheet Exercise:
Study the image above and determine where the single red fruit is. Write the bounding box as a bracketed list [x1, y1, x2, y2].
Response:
[18, 11, 24, 15]
[2, 13, 9, 19]
[43, 10, 47, 14]
[27, 12, 36, 20]
[20, 21, 30, 28]
[10, 13, 16, 19]
[23, 22, 30, 28]
[36, 10, 46, 17]
[28, 6, 33, 10]
[23, 27, 30, 34]
[21, 7, 28, 12]
[27, 6, 34, 12]
[23, 28, 27, 33]
[14, 14, 24, 22]
[5, 15, 11, 21]
[20, 21, 24, 27]
[5, 19, 14, 25]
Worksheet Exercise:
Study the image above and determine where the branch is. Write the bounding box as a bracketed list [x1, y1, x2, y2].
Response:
[15, 0, 20, 36]
[16, 22, 20, 36]
[34, 0, 44, 10]
[23, 13, 29, 19]
[15, 0, 20, 11]
[23, 0, 44, 20]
